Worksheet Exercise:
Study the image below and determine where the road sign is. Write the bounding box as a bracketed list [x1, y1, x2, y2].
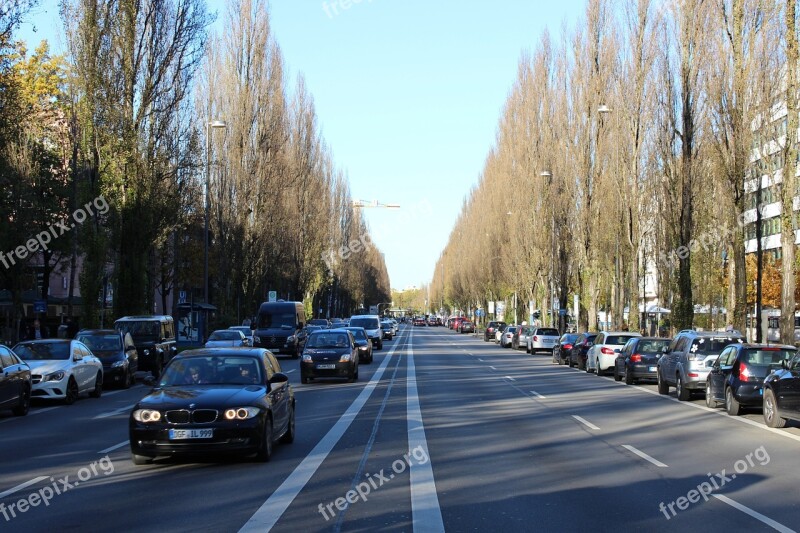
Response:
[476, 309, 485, 317]
[33, 299, 47, 313]
[178, 291, 187, 304]
[553, 298, 560, 310]
[268, 291, 277, 302]
[559, 308, 567, 316]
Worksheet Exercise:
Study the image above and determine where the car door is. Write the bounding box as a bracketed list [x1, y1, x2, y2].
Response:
[779, 354, 800, 416]
[264, 353, 288, 433]
[664, 337, 684, 384]
[124, 333, 138, 373]
[708, 347, 733, 402]
[589, 333, 604, 369]
[0, 347, 17, 408]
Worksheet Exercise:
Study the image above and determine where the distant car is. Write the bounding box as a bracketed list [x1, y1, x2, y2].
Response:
[309, 319, 331, 328]
[707, 344, 796, 416]
[0, 345, 31, 416]
[114, 315, 177, 374]
[414, 317, 427, 327]
[129, 348, 294, 464]
[763, 350, 800, 427]
[229, 326, 257, 346]
[459, 321, 475, 333]
[380, 320, 394, 340]
[613, 337, 670, 384]
[484, 321, 507, 342]
[527, 328, 561, 355]
[512, 326, 533, 351]
[205, 330, 249, 348]
[349, 315, 383, 350]
[658, 330, 746, 401]
[301, 329, 359, 383]
[76, 329, 139, 389]
[344, 327, 373, 364]
[553, 333, 579, 365]
[568, 333, 598, 369]
[13, 339, 103, 404]
[587, 332, 641, 375]
[499, 326, 518, 348]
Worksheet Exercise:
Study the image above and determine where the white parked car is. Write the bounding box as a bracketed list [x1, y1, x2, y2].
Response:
[205, 330, 250, 348]
[499, 326, 518, 348]
[527, 327, 560, 354]
[586, 331, 642, 376]
[12, 339, 103, 404]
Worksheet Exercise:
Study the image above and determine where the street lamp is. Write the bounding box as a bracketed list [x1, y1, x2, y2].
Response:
[540, 170, 557, 331]
[204, 119, 226, 304]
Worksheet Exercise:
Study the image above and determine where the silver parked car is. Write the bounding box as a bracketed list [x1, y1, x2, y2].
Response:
[527, 327, 560, 354]
[499, 326, 518, 348]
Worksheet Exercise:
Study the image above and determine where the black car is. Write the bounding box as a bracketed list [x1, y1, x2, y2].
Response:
[484, 321, 507, 342]
[129, 348, 294, 464]
[707, 344, 796, 416]
[459, 321, 475, 333]
[114, 315, 177, 374]
[763, 350, 800, 428]
[613, 337, 670, 384]
[344, 326, 373, 364]
[568, 332, 598, 369]
[0, 345, 31, 416]
[76, 329, 139, 388]
[300, 329, 359, 384]
[553, 333, 579, 365]
[380, 321, 394, 341]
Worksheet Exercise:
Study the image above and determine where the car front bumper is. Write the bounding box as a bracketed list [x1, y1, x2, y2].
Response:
[31, 377, 70, 399]
[130, 419, 264, 458]
[301, 361, 354, 379]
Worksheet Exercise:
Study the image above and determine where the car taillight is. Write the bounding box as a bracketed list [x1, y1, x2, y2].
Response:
[533, 336, 539, 341]
[601, 347, 614, 355]
[630, 354, 642, 362]
[739, 363, 752, 382]
[564, 344, 573, 350]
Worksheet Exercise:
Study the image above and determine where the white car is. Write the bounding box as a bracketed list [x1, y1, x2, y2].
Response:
[228, 326, 257, 346]
[499, 326, 518, 348]
[586, 331, 642, 376]
[205, 330, 250, 348]
[12, 339, 103, 404]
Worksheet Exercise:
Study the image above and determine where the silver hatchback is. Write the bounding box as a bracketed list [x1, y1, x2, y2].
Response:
[527, 327, 560, 354]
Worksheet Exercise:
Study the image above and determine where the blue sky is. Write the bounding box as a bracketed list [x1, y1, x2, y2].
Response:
[18, 0, 586, 291]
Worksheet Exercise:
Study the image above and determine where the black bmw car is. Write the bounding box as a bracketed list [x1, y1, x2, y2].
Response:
[129, 348, 294, 464]
[300, 329, 359, 384]
[76, 329, 139, 389]
[343, 326, 373, 364]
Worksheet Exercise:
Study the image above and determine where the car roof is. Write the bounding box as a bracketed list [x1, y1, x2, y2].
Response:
[735, 343, 796, 350]
[77, 329, 119, 335]
[176, 348, 270, 358]
[116, 315, 172, 322]
[601, 331, 641, 335]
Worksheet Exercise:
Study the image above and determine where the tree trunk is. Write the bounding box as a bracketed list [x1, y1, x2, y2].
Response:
[782, 0, 798, 345]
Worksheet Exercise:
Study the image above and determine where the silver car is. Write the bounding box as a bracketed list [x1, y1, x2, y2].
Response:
[527, 327, 560, 354]
[500, 326, 518, 348]
[586, 331, 641, 375]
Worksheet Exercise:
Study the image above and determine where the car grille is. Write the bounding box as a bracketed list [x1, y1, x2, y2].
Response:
[32, 375, 42, 384]
[165, 409, 218, 424]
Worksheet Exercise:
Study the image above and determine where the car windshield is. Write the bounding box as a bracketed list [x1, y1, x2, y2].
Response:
[14, 342, 70, 361]
[117, 321, 160, 339]
[690, 337, 744, 356]
[637, 339, 670, 353]
[76, 334, 121, 351]
[538, 328, 559, 336]
[306, 333, 349, 349]
[257, 312, 295, 328]
[562, 334, 579, 343]
[159, 356, 263, 386]
[742, 348, 795, 366]
[346, 329, 367, 341]
[309, 319, 328, 326]
[350, 318, 379, 330]
[605, 335, 637, 345]
[208, 331, 240, 341]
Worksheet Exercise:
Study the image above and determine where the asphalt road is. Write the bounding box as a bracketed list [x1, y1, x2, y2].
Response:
[1, 324, 798, 532]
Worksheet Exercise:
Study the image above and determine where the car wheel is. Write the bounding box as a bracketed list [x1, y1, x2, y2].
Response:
[292, 347, 299, 360]
[569, 358, 575, 368]
[625, 367, 635, 385]
[123, 368, 133, 389]
[90, 372, 103, 398]
[705, 382, 717, 408]
[378, 340, 383, 350]
[351, 363, 359, 382]
[725, 387, 741, 416]
[657, 369, 669, 395]
[595, 360, 602, 376]
[131, 453, 153, 466]
[255, 416, 274, 462]
[301, 374, 310, 384]
[64, 377, 79, 405]
[764, 389, 786, 428]
[279, 402, 295, 444]
[676, 374, 690, 401]
[585, 362, 592, 373]
[12, 385, 30, 416]
[614, 366, 622, 381]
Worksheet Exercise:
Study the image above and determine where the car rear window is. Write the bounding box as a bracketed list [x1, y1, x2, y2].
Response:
[350, 318, 379, 330]
[690, 337, 744, 355]
[605, 335, 638, 345]
[537, 328, 559, 336]
[636, 340, 670, 353]
[743, 348, 795, 366]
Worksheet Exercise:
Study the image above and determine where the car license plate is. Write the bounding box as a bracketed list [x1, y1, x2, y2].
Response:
[317, 364, 336, 369]
[648, 366, 657, 372]
[169, 429, 213, 440]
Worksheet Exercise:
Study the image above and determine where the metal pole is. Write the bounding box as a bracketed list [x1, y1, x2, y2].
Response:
[204, 121, 210, 304]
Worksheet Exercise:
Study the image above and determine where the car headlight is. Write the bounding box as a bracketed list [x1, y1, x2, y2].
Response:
[44, 371, 65, 382]
[339, 353, 352, 362]
[111, 360, 127, 368]
[143, 349, 150, 356]
[358, 345, 368, 351]
[302, 354, 312, 362]
[287, 335, 296, 343]
[253, 336, 261, 344]
[132, 409, 162, 423]
[224, 407, 260, 420]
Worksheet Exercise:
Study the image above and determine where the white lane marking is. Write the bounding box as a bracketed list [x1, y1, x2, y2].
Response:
[103, 387, 138, 397]
[284, 369, 295, 374]
[530, 391, 546, 399]
[490, 366, 497, 371]
[712, 494, 796, 533]
[621, 444, 668, 468]
[0, 476, 48, 499]
[572, 415, 600, 431]
[407, 328, 445, 531]
[98, 440, 129, 454]
[238, 329, 408, 532]
[504, 376, 515, 381]
[478, 359, 485, 362]
[94, 404, 135, 419]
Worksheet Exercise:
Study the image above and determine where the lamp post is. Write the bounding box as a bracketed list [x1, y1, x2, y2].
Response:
[204, 119, 226, 304]
[598, 104, 623, 329]
[540, 170, 557, 331]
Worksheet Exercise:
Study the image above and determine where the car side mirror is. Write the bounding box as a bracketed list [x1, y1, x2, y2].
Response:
[73, 353, 83, 362]
[269, 372, 289, 385]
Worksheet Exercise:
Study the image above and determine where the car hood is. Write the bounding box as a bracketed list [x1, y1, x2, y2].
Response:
[136, 386, 266, 410]
[24, 360, 71, 374]
[304, 348, 349, 360]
